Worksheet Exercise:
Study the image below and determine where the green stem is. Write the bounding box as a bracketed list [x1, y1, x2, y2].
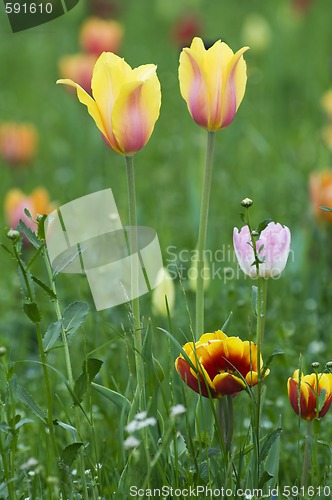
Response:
[302, 420, 312, 489]
[217, 396, 234, 454]
[43, 249, 88, 500]
[195, 130, 215, 338]
[12, 243, 64, 499]
[125, 155, 144, 409]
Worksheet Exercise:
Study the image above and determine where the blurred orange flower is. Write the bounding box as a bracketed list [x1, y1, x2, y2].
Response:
[79, 17, 124, 56]
[4, 188, 54, 236]
[0, 123, 38, 166]
[309, 170, 332, 222]
[58, 54, 98, 94]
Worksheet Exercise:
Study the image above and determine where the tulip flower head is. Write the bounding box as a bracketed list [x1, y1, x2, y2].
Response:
[0, 122, 38, 166]
[79, 17, 124, 56]
[152, 267, 175, 317]
[175, 330, 268, 398]
[178, 37, 249, 131]
[309, 170, 332, 223]
[288, 369, 332, 421]
[4, 187, 54, 237]
[233, 222, 291, 278]
[58, 54, 98, 94]
[57, 52, 161, 156]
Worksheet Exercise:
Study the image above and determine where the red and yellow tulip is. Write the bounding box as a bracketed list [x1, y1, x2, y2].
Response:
[178, 37, 249, 131]
[288, 369, 332, 421]
[57, 52, 161, 156]
[175, 330, 267, 398]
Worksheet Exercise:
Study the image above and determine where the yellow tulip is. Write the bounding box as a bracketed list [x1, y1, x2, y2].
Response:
[57, 52, 161, 156]
[178, 37, 249, 131]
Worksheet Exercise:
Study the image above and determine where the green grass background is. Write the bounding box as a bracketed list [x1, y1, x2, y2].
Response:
[0, 0, 332, 495]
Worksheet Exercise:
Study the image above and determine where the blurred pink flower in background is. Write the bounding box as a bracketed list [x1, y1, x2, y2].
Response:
[309, 170, 332, 223]
[171, 14, 203, 49]
[233, 222, 291, 278]
[79, 17, 124, 56]
[0, 123, 38, 167]
[58, 54, 98, 94]
[4, 187, 55, 236]
[292, 0, 315, 14]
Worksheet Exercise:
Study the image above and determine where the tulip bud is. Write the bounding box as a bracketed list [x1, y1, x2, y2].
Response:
[288, 369, 332, 420]
[152, 267, 175, 317]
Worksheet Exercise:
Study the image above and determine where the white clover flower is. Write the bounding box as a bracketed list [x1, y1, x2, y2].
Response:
[170, 404, 186, 417]
[124, 436, 140, 449]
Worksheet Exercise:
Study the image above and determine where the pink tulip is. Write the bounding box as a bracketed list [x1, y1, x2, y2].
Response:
[233, 222, 291, 278]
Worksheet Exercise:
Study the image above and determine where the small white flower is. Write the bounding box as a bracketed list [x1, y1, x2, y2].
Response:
[170, 404, 186, 417]
[21, 458, 38, 470]
[135, 411, 148, 421]
[124, 436, 140, 449]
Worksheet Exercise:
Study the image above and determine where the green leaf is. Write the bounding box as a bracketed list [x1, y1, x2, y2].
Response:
[18, 220, 40, 249]
[16, 385, 47, 425]
[63, 301, 89, 338]
[74, 358, 103, 404]
[53, 420, 77, 440]
[52, 248, 85, 277]
[60, 442, 83, 469]
[43, 320, 62, 352]
[262, 348, 284, 378]
[252, 285, 258, 316]
[91, 382, 130, 413]
[17, 266, 34, 299]
[260, 427, 283, 463]
[24, 208, 33, 221]
[31, 275, 57, 300]
[265, 417, 282, 489]
[23, 301, 41, 323]
[37, 214, 47, 241]
[259, 469, 274, 489]
[256, 218, 272, 236]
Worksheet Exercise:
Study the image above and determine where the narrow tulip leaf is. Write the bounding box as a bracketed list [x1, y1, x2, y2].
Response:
[60, 442, 83, 469]
[31, 275, 57, 300]
[16, 385, 47, 425]
[23, 301, 41, 323]
[18, 220, 40, 249]
[91, 382, 130, 413]
[317, 389, 327, 413]
[74, 358, 103, 404]
[320, 205, 332, 212]
[43, 320, 63, 352]
[265, 417, 282, 489]
[62, 301, 89, 338]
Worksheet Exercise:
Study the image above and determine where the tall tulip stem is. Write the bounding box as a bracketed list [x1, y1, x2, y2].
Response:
[196, 130, 215, 338]
[125, 155, 144, 408]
